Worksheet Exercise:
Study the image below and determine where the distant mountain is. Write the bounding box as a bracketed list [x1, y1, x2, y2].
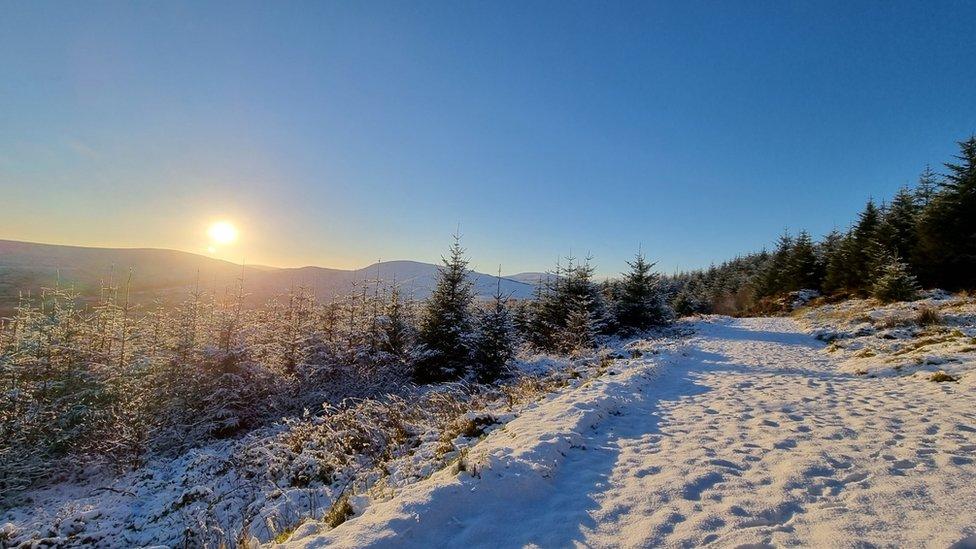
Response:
[0, 240, 536, 313]
[505, 272, 553, 285]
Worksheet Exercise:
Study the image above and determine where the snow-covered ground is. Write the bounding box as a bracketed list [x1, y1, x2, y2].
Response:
[284, 316, 976, 548]
[4, 310, 975, 547]
[0, 351, 622, 547]
[797, 291, 976, 383]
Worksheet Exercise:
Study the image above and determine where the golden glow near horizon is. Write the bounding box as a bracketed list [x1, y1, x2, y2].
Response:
[206, 221, 238, 252]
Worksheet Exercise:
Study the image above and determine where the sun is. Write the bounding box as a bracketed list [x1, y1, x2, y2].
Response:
[207, 221, 238, 245]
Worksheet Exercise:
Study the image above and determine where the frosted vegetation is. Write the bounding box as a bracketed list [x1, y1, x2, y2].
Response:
[0, 135, 973, 546]
[0, 234, 671, 545]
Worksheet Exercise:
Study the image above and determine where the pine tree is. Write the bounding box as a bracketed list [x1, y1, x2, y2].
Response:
[379, 283, 413, 359]
[872, 253, 920, 303]
[672, 286, 703, 316]
[510, 299, 533, 342]
[756, 232, 794, 297]
[881, 186, 921, 266]
[560, 294, 598, 353]
[614, 250, 670, 332]
[823, 231, 858, 294]
[915, 165, 939, 207]
[413, 235, 476, 383]
[787, 230, 823, 291]
[556, 256, 606, 350]
[472, 271, 516, 383]
[850, 200, 884, 292]
[526, 270, 561, 351]
[917, 136, 976, 290]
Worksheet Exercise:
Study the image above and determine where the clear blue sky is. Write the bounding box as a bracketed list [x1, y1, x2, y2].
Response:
[2, 1, 974, 276]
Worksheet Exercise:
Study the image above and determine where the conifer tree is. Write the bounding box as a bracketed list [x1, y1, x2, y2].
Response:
[881, 186, 921, 266]
[508, 299, 530, 341]
[823, 232, 857, 294]
[413, 235, 476, 383]
[915, 165, 939, 207]
[917, 136, 976, 290]
[871, 253, 920, 303]
[756, 232, 794, 297]
[614, 250, 670, 332]
[379, 283, 413, 359]
[473, 270, 516, 383]
[787, 230, 823, 291]
[672, 285, 703, 316]
[526, 271, 562, 351]
[556, 256, 606, 349]
[560, 294, 598, 353]
[850, 200, 884, 291]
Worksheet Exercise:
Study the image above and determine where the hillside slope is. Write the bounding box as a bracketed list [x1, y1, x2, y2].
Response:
[0, 240, 535, 311]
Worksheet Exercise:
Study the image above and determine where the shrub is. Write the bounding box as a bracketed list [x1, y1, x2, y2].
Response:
[871, 255, 919, 303]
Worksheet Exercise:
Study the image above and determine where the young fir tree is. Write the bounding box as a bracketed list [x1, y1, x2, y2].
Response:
[560, 293, 598, 353]
[871, 252, 920, 303]
[510, 299, 533, 342]
[672, 270, 714, 316]
[917, 136, 976, 290]
[756, 232, 794, 297]
[413, 235, 476, 383]
[614, 250, 670, 332]
[881, 186, 921, 266]
[823, 231, 858, 294]
[914, 165, 939, 207]
[528, 270, 560, 351]
[379, 282, 413, 359]
[786, 230, 823, 291]
[473, 270, 516, 383]
[818, 229, 844, 275]
[850, 200, 884, 292]
[556, 256, 606, 349]
[599, 278, 622, 333]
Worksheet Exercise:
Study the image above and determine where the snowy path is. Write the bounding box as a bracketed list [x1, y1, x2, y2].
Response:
[288, 317, 976, 548]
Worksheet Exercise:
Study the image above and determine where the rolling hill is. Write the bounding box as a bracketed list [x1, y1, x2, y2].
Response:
[0, 240, 536, 312]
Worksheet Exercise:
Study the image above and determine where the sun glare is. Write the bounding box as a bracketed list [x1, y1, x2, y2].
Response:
[207, 221, 238, 245]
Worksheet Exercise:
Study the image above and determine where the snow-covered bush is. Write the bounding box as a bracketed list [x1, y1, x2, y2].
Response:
[0, 280, 413, 506]
[872, 255, 920, 303]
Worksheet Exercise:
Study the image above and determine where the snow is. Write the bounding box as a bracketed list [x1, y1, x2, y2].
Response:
[797, 292, 976, 382]
[0, 351, 611, 547]
[284, 316, 976, 548]
[4, 310, 975, 547]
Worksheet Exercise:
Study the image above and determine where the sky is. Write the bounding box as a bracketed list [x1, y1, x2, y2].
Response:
[1, 1, 975, 276]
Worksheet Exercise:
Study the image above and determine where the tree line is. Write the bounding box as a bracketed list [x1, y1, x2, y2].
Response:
[414, 236, 670, 382]
[671, 136, 976, 314]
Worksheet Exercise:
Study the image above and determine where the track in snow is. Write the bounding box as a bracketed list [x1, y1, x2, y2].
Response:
[290, 317, 976, 548]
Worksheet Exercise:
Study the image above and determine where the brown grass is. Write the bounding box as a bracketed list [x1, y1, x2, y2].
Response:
[324, 494, 354, 528]
[915, 305, 943, 327]
[929, 371, 959, 383]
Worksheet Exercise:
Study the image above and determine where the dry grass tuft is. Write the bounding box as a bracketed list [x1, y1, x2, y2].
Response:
[853, 348, 877, 358]
[324, 494, 355, 528]
[929, 371, 959, 383]
[915, 305, 943, 327]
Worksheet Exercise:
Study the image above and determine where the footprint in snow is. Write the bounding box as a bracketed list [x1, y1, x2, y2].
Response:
[739, 502, 803, 528]
[634, 465, 662, 478]
[681, 471, 724, 501]
[891, 459, 917, 470]
[774, 439, 798, 450]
